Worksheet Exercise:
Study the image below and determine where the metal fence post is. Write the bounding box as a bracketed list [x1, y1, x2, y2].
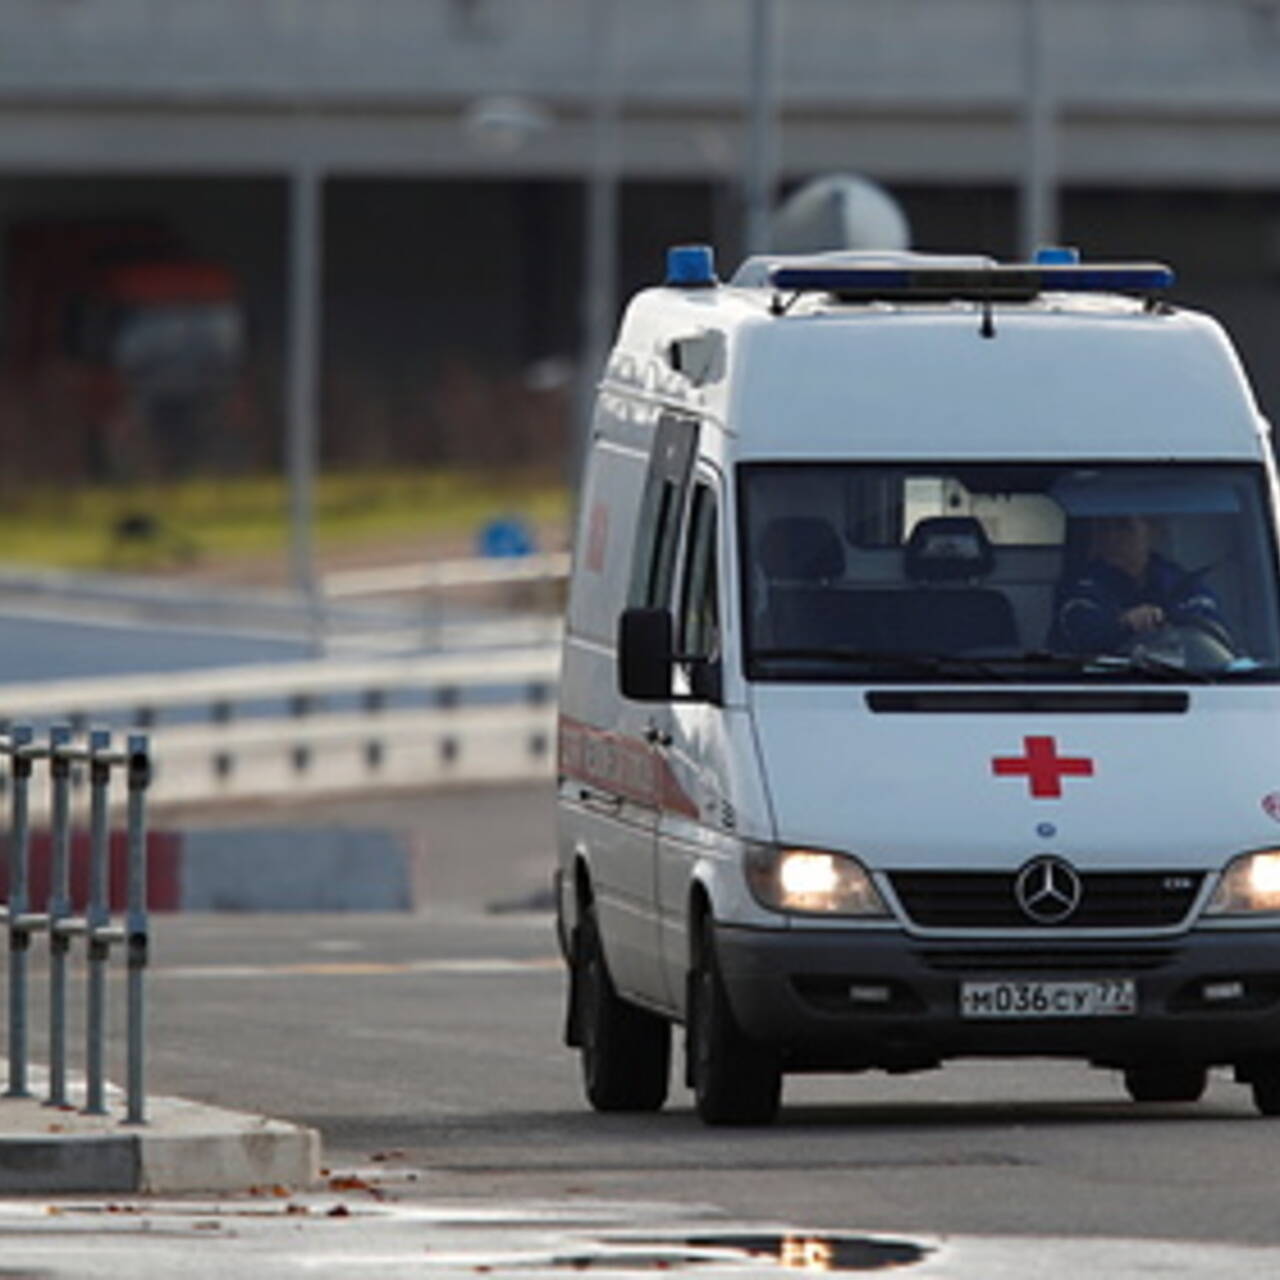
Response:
[0, 725, 155, 1124]
[82, 727, 111, 1116]
[45, 724, 72, 1109]
[5, 725, 33, 1099]
[123, 734, 150, 1125]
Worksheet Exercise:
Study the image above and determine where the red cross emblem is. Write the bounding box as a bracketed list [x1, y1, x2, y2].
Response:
[992, 735, 1094, 799]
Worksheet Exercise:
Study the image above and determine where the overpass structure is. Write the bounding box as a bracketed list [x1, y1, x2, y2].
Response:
[0, 0, 1278, 185]
[2, 0, 1279, 500]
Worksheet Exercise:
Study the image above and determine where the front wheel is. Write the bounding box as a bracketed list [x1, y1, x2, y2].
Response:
[687, 916, 782, 1126]
[575, 909, 670, 1112]
[1123, 1064, 1207, 1104]
[1250, 1064, 1280, 1116]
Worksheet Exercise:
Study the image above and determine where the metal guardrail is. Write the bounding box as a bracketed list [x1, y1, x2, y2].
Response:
[322, 551, 571, 599]
[320, 555, 569, 654]
[0, 726, 151, 1123]
[0, 553, 569, 658]
[149, 703, 555, 807]
[0, 646, 559, 725]
[0, 646, 559, 810]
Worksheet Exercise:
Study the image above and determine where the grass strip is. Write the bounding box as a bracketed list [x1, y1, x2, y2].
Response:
[0, 469, 570, 571]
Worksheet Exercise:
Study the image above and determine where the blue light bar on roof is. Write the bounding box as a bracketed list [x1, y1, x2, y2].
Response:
[666, 244, 718, 288]
[768, 261, 1175, 298]
[1039, 264, 1175, 291]
[1034, 245, 1081, 265]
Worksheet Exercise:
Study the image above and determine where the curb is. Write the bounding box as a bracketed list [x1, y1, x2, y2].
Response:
[0, 1070, 321, 1194]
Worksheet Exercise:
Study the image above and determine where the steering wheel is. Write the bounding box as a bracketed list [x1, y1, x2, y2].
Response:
[1134, 617, 1237, 668]
[1177, 613, 1235, 651]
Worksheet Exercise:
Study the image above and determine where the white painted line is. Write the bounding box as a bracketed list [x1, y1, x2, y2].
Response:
[153, 956, 561, 979]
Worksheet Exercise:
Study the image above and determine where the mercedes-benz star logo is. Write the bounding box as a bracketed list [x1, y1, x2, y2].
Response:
[1014, 856, 1083, 925]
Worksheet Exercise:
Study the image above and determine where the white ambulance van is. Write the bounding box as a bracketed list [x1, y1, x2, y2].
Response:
[555, 243, 1280, 1125]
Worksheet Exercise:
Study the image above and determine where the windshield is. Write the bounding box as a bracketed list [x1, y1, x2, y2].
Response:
[740, 462, 1280, 683]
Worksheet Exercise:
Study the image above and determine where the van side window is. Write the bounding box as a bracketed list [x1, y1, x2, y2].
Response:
[679, 484, 720, 659]
[645, 481, 682, 608]
[628, 415, 699, 608]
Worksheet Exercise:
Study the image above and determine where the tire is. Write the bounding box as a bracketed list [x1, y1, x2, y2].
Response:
[1123, 1064, 1208, 1104]
[575, 909, 670, 1112]
[1251, 1067, 1280, 1116]
[687, 916, 782, 1126]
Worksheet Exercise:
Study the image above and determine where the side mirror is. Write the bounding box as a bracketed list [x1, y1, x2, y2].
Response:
[618, 607, 674, 701]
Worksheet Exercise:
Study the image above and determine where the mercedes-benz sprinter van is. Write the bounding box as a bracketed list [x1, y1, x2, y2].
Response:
[556, 244, 1280, 1124]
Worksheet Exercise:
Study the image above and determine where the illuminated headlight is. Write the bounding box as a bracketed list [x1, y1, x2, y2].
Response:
[745, 846, 889, 917]
[1206, 850, 1280, 915]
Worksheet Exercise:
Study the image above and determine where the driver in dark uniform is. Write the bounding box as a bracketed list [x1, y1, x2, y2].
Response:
[1052, 514, 1228, 654]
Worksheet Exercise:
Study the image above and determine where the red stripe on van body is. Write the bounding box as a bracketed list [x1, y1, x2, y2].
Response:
[558, 716, 699, 820]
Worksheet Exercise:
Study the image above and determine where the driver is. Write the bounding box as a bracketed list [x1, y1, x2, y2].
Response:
[1052, 514, 1229, 654]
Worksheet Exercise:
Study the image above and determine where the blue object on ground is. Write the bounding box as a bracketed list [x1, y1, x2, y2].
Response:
[477, 517, 536, 558]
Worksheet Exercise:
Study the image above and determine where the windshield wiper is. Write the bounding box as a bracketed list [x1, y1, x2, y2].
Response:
[1095, 651, 1216, 684]
[1009, 649, 1214, 683]
[751, 646, 1262, 683]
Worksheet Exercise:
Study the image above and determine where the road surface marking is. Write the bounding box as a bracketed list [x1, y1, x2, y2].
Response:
[153, 956, 561, 979]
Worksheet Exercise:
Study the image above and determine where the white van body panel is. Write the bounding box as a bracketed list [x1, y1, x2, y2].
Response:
[749, 685, 1280, 879]
[656, 702, 776, 1010]
[557, 420, 662, 1000]
[725, 307, 1263, 461]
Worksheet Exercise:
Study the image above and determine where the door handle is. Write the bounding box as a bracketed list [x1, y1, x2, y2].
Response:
[579, 787, 623, 814]
[644, 720, 673, 748]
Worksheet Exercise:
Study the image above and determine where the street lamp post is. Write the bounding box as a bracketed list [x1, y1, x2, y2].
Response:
[576, 0, 620, 484]
[743, 0, 779, 257]
[1020, 0, 1058, 256]
[287, 161, 323, 651]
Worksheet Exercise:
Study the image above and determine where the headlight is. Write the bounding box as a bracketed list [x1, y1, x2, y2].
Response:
[745, 846, 889, 917]
[1206, 850, 1280, 915]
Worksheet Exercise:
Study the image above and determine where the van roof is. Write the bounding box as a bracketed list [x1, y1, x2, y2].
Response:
[605, 247, 1267, 462]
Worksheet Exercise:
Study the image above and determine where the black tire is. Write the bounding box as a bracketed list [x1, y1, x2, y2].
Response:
[576, 909, 670, 1112]
[1123, 1064, 1208, 1104]
[1251, 1068, 1280, 1116]
[687, 916, 782, 1126]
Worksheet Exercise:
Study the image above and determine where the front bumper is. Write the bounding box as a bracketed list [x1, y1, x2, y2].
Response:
[715, 922, 1280, 1071]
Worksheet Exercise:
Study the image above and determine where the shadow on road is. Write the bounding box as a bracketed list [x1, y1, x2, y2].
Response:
[302, 1094, 1256, 1173]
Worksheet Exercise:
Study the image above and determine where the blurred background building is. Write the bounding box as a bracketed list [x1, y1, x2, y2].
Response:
[1, 0, 1279, 483]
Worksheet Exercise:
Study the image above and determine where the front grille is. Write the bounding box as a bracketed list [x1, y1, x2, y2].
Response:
[889, 871, 1203, 929]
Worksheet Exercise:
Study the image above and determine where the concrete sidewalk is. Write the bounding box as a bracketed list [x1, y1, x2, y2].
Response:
[0, 1064, 320, 1194]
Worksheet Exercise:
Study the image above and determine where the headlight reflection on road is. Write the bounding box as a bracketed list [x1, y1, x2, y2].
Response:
[679, 1232, 928, 1272]
[780, 1233, 836, 1271]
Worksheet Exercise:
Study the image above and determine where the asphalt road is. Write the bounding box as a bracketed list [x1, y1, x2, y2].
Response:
[0, 605, 313, 683]
[11, 782, 1280, 1276]
[143, 777, 1280, 1246]
[132, 909, 1280, 1243]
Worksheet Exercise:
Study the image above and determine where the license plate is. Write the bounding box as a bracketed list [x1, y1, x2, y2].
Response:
[960, 978, 1137, 1019]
